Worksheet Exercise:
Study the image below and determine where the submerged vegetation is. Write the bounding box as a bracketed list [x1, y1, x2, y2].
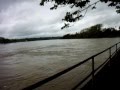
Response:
[63, 24, 120, 39]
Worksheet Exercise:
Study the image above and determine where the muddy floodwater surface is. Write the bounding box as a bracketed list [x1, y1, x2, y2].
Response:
[0, 38, 120, 90]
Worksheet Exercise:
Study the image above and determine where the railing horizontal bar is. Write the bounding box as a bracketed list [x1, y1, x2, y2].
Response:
[91, 42, 120, 58]
[22, 57, 91, 90]
[88, 43, 118, 59]
[111, 52, 116, 57]
[73, 54, 110, 90]
[23, 42, 120, 90]
[72, 72, 93, 90]
[94, 58, 110, 74]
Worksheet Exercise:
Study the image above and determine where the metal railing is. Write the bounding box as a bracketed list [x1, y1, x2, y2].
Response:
[23, 42, 120, 90]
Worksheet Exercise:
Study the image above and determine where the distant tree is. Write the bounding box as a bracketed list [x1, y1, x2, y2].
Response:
[80, 24, 103, 38]
[63, 24, 120, 38]
[40, 0, 120, 29]
[0, 37, 10, 43]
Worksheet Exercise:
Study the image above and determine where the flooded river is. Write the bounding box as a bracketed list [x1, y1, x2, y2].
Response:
[0, 38, 120, 90]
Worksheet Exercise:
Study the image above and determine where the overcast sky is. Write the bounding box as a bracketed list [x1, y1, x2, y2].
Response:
[0, 0, 120, 39]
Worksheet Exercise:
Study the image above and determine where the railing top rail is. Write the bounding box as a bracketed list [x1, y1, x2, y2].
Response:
[23, 41, 120, 90]
[84, 41, 120, 58]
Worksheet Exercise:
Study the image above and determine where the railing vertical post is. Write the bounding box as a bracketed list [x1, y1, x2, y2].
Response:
[116, 44, 117, 53]
[109, 47, 111, 66]
[92, 57, 95, 88]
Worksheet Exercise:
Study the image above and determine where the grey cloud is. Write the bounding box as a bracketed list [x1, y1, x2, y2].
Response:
[0, 0, 120, 38]
[0, 0, 26, 11]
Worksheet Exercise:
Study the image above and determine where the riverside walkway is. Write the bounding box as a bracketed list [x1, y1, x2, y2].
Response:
[82, 48, 120, 90]
[23, 42, 120, 90]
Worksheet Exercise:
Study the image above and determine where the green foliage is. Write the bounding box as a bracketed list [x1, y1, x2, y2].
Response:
[40, 0, 120, 29]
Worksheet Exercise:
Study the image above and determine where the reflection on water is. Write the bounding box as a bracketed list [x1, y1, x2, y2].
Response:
[0, 38, 120, 90]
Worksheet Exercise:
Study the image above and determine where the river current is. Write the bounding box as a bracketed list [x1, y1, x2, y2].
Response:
[0, 38, 120, 90]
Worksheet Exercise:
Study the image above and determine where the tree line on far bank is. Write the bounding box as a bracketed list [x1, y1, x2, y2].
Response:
[1, 24, 120, 44]
[63, 24, 120, 39]
[0, 37, 61, 44]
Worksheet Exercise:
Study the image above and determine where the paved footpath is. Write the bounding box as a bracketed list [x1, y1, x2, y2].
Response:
[82, 50, 120, 90]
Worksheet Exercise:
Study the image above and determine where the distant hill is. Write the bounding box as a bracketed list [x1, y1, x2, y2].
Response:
[63, 24, 120, 39]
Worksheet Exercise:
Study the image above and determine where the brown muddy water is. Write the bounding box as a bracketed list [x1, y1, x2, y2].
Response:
[0, 38, 120, 90]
